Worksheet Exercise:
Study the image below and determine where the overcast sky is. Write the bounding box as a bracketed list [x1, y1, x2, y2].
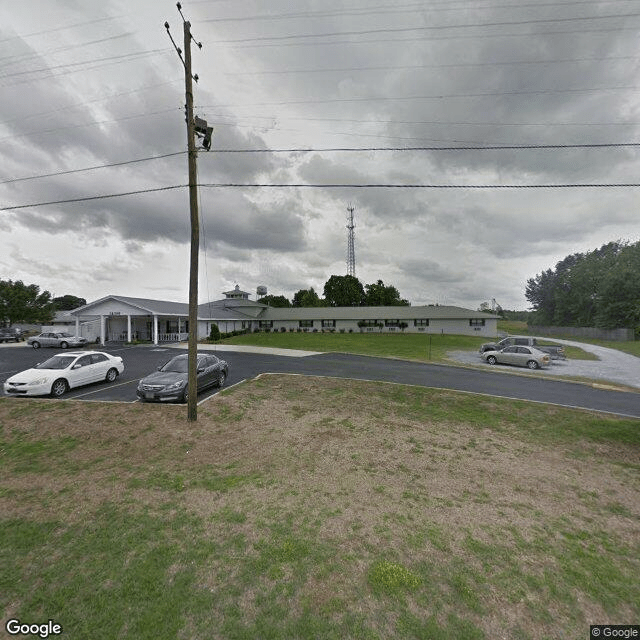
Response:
[1, 0, 639, 310]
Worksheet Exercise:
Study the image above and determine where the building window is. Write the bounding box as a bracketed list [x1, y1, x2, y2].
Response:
[321, 320, 336, 328]
[299, 320, 314, 328]
[414, 319, 429, 327]
[469, 319, 486, 327]
[358, 319, 379, 327]
[259, 320, 273, 329]
[385, 319, 400, 327]
[166, 320, 178, 333]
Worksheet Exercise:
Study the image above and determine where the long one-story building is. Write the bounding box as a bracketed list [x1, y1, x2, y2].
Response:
[70, 285, 499, 344]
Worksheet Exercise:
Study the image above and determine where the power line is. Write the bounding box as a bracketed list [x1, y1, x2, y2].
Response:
[0, 185, 186, 211]
[225, 54, 640, 77]
[200, 182, 640, 188]
[0, 50, 168, 81]
[3, 143, 637, 186]
[0, 152, 186, 185]
[212, 25, 640, 49]
[205, 142, 640, 152]
[199, 85, 640, 112]
[0, 107, 180, 144]
[211, 12, 640, 44]
[3, 180, 640, 212]
[0, 79, 182, 127]
[0, 16, 127, 45]
[199, 0, 640, 23]
[4, 143, 637, 185]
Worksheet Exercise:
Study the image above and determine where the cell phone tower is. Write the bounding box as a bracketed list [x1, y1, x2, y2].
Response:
[346, 204, 356, 277]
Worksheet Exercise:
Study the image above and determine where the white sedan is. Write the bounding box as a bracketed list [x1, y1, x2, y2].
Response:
[3, 351, 124, 398]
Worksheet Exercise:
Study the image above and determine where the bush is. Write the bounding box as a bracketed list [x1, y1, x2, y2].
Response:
[209, 323, 221, 342]
[280, 327, 287, 333]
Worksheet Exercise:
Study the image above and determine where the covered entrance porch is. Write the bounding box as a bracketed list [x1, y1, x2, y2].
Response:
[70, 295, 190, 346]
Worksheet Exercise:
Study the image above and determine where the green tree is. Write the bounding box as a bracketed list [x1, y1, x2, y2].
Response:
[0, 279, 55, 326]
[526, 241, 637, 329]
[363, 280, 410, 306]
[292, 287, 325, 307]
[258, 294, 291, 308]
[53, 295, 87, 310]
[595, 242, 640, 331]
[323, 275, 364, 307]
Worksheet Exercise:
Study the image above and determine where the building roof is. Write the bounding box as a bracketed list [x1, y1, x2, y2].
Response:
[70, 295, 498, 322]
[261, 305, 498, 321]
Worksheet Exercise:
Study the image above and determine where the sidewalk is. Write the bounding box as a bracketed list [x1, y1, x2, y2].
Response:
[167, 343, 323, 358]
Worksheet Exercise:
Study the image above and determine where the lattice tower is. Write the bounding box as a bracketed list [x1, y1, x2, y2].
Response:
[346, 205, 356, 277]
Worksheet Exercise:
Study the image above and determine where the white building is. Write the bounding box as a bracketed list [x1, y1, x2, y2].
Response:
[70, 285, 499, 345]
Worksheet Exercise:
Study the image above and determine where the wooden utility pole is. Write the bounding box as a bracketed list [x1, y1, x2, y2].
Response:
[184, 19, 199, 422]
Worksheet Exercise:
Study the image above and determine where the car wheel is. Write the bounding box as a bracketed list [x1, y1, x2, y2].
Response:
[50, 379, 68, 398]
[105, 368, 118, 383]
[31, 341, 41, 349]
[486, 355, 497, 365]
[60, 341, 69, 349]
[527, 360, 539, 370]
[217, 371, 227, 387]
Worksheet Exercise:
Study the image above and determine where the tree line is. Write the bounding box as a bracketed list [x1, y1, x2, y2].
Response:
[525, 240, 640, 331]
[0, 279, 85, 326]
[259, 275, 410, 308]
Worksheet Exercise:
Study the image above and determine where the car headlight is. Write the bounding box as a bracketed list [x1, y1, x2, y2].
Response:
[28, 377, 50, 386]
[164, 380, 186, 391]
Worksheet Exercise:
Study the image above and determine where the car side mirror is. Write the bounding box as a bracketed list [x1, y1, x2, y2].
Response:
[72, 364, 82, 369]
[197, 368, 205, 373]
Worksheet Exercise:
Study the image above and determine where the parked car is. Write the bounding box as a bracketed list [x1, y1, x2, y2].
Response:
[481, 346, 551, 370]
[137, 352, 228, 403]
[0, 328, 24, 343]
[3, 351, 124, 398]
[479, 336, 565, 359]
[27, 332, 88, 349]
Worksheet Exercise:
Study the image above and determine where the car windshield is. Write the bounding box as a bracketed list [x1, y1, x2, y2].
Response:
[59, 333, 75, 337]
[160, 356, 189, 373]
[35, 356, 76, 370]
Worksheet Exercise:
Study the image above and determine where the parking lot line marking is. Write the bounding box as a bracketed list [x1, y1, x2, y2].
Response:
[69, 378, 139, 399]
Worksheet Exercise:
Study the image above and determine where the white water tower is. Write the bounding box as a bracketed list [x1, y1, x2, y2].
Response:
[257, 286, 267, 299]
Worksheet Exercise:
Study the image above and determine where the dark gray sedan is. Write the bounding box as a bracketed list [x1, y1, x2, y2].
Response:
[136, 352, 228, 403]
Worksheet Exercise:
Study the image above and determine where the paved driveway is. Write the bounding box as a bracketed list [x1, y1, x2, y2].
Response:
[1, 343, 639, 418]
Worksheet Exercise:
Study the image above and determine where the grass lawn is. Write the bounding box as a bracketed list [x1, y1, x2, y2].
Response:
[1, 376, 639, 639]
[211, 330, 600, 362]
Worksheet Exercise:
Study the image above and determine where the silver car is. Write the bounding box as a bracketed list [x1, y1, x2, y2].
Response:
[481, 345, 550, 370]
[27, 332, 88, 349]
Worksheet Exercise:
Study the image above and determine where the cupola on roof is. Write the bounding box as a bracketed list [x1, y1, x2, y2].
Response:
[223, 284, 250, 300]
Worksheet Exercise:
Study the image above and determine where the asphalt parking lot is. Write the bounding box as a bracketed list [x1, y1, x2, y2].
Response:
[0, 345, 223, 404]
[1, 343, 639, 417]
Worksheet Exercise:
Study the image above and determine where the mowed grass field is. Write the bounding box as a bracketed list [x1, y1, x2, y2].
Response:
[212, 329, 600, 362]
[1, 375, 639, 640]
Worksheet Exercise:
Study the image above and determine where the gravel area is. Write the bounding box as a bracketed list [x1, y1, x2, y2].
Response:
[448, 339, 640, 390]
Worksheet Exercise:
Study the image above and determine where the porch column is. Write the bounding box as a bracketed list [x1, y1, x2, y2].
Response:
[153, 314, 159, 345]
[100, 315, 106, 346]
[127, 315, 132, 343]
[75, 317, 80, 336]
